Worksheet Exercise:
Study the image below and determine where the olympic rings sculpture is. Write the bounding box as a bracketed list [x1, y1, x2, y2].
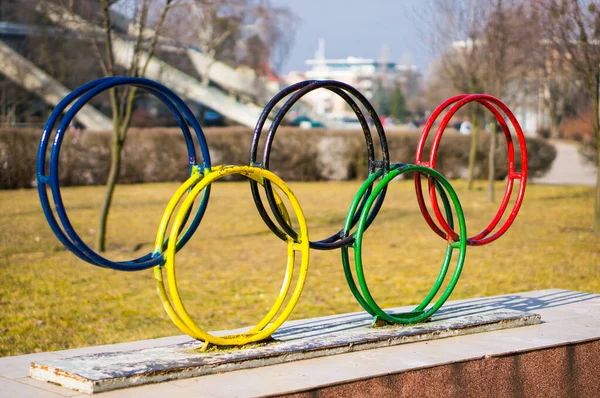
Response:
[37, 77, 528, 347]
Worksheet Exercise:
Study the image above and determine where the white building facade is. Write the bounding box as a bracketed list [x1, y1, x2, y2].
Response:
[286, 39, 418, 122]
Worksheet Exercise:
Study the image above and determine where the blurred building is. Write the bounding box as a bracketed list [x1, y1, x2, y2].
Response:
[0, 0, 305, 130]
[285, 39, 419, 122]
[448, 39, 550, 137]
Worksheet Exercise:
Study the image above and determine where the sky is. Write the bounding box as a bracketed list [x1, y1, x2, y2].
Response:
[270, 0, 433, 74]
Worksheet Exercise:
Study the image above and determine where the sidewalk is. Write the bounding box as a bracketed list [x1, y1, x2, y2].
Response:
[532, 140, 597, 186]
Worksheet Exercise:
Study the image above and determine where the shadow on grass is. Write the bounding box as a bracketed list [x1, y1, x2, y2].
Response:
[0, 197, 176, 218]
[221, 207, 412, 241]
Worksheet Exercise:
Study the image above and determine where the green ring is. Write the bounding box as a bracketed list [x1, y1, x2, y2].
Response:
[341, 164, 467, 324]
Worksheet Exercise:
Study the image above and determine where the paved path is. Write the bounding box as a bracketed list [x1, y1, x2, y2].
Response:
[533, 140, 597, 186]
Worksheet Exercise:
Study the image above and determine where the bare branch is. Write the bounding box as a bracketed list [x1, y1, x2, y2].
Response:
[100, 0, 117, 77]
[140, 0, 174, 77]
[130, 0, 151, 77]
[91, 38, 109, 76]
[118, 0, 175, 143]
[100, 0, 121, 137]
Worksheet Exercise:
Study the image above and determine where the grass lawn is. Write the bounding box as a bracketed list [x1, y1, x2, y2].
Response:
[0, 179, 598, 357]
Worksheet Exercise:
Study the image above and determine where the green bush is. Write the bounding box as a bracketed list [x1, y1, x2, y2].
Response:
[0, 127, 556, 189]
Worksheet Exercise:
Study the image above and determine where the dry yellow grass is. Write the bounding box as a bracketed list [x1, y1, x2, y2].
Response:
[0, 179, 598, 357]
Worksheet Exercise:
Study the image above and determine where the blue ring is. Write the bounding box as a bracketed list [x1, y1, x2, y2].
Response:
[37, 77, 212, 271]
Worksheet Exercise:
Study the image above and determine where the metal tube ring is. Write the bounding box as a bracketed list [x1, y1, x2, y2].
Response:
[154, 165, 310, 346]
[250, 80, 390, 250]
[342, 164, 467, 324]
[415, 94, 527, 246]
[36, 77, 212, 271]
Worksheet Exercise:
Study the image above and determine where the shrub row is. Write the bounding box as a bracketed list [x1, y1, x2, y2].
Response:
[0, 127, 556, 189]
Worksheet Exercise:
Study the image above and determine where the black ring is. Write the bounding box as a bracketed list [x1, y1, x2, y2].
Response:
[249, 80, 390, 250]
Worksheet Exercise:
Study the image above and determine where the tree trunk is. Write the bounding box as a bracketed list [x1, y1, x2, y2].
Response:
[91, 0, 172, 252]
[550, 113, 561, 139]
[467, 105, 480, 190]
[488, 121, 497, 202]
[95, 132, 123, 251]
[198, 60, 216, 125]
[595, 71, 600, 233]
[201, 56, 215, 87]
[595, 133, 600, 232]
[595, 119, 600, 233]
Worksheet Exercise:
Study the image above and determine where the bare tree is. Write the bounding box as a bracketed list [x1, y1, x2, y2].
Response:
[166, 0, 243, 83]
[523, 2, 585, 140]
[91, 0, 176, 251]
[40, 0, 295, 250]
[242, 1, 296, 73]
[424, 0, 537, 200]
[1, 0, 174, 248]
[480, 0, 535, 202]
[424, 0, 489, 191]
[539, 50, 583, 139]
[46, 0, 177, 251]
[539, 0, 600, 232]
[163, 0, 296, 80]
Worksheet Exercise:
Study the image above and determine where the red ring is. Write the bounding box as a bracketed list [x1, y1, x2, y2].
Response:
[414, 94, 528, 246]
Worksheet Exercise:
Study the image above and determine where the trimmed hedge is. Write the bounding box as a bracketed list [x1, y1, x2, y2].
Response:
[0, 127, 556, 189]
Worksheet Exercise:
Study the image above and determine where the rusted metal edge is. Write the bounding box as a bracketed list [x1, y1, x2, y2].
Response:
[29, 363, 94, 394]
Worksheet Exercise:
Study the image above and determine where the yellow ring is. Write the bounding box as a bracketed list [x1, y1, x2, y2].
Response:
[153, 165, 310, 346]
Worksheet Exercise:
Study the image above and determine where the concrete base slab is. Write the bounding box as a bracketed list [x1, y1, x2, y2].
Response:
[29, 307, 540, 394]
